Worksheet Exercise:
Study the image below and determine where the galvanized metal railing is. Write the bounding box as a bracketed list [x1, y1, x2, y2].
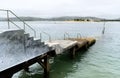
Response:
[40, 32, 51, 42]
[64, 32, 70, 40]
[77, 33, 82, 38]
[0, 9, 36, 37]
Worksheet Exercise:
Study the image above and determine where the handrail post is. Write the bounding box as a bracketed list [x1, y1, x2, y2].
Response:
[40, 33, 42, 41]
[64, 34, 66, 40]
[42, 32, 51, 42]
[23, 22, 25, 31]
[64, 32, 70, 39]
[49, 35, 51, 42]
[34, 31, 36, 38]
[7, 10, 10, 29]
[0, 9, 37, 39]
[9, 10, 37, 38]
[77, 33, 81, 38]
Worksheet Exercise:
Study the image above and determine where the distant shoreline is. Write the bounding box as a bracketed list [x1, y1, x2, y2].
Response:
[0, 16, 120, 22]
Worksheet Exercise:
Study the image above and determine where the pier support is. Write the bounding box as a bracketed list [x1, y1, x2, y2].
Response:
[38, 55, 50, 78]
[44, 55, 50, 78]
[70, 47, 76, 59]
[0, 74, 13, 78]
[24, 67, 29, 72]
[0, 50, 55, 78]
[82, 42, 88, 50]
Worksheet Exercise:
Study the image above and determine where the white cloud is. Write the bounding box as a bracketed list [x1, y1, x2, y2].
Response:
[0, 0, 120, 18]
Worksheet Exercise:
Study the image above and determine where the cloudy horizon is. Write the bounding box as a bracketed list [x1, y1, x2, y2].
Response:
[0, 0, 120, 19]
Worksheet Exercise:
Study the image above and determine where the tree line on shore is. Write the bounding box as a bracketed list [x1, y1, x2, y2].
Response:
[0, 16, 119, 22]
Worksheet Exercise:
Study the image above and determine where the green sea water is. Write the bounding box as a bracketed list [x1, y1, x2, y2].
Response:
[3, 21, 119, 78]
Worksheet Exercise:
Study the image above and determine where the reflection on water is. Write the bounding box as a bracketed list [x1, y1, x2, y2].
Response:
[1, 21, 120, 78]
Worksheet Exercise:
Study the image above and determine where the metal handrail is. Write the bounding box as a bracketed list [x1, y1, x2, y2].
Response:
[9, 20, 21, 29]
[64, 32, 70, 40]
[0, 9, 8, 11]
[0, 9, 36, 37]
[9, 10, 36, 37]
[40, 32, 51, 42]
[77, 33, 82, 38]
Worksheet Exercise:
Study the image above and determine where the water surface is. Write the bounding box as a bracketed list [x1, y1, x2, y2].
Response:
[1, 21, 120, 78]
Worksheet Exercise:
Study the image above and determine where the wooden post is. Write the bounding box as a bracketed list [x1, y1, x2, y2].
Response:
[5, 75, 13, 78]
[24, 67, 29, 72]
[37, 55, 50, 78]
[0, 73, 13, 78]
[44, 55, 49, 78]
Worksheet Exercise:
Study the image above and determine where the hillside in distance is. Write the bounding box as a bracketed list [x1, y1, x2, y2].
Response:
[0, 16, 119, 22]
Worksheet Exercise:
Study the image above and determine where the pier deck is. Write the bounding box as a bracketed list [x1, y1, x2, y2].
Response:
[0, 30, 96, 78]
[0, 38, 96, 78]
[68, 37, 96, 47]
[46, 38, 96, 55]
[0, 37, 96, 78]
[0, 9, 96, 78]
[45, 40, 77, 54]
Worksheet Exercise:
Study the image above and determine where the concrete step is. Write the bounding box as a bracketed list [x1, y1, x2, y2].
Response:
[31, 41, 44, 47]
[0, 29, 51, 53]
[24, 33, 30, 39]
[25, 37, 34, 47]
[0, 29, 24, 38]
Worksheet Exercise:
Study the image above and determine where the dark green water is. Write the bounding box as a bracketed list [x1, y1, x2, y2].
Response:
[11, 22, 120, 78]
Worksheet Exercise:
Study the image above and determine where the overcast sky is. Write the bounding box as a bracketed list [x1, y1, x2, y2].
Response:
[0, 0, 120, 18]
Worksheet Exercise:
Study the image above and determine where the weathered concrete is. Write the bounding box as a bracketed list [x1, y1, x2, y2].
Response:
[83, 38, 96, 46]
[0, 29, 96, 78]
[68, 38, 96, 47]
[0, 30, 51, 72]
[45, 40, 77, 54]
[45, 37, 96, 55]
[45, 38, 96, 54]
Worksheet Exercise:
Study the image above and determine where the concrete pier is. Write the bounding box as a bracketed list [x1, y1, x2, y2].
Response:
[46, 37, 96, 55]
[45, 40, 77, 54]
[68, 37, 96, 47]
[0, 30, 96, 78]
[0, 9, 96, 78]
